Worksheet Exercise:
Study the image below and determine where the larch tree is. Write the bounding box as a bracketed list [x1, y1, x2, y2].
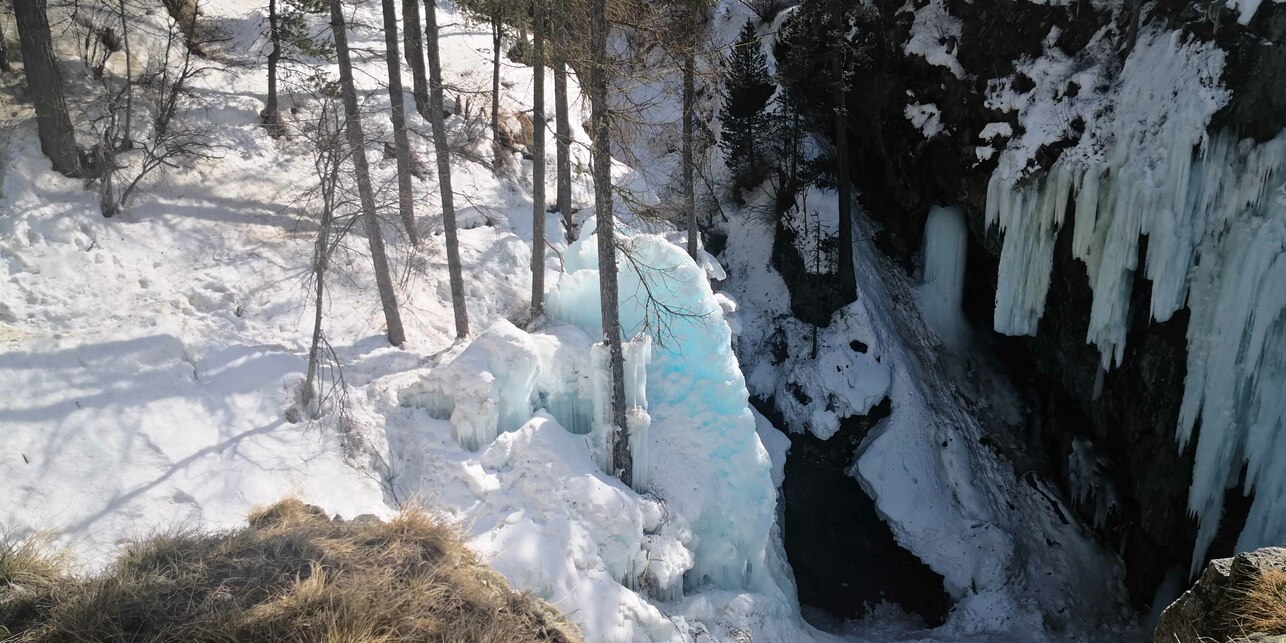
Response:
[489, 8, 502, 145]
[672, 0, 712, 260]
[380, 0, 419, 245]
[14, 0, 83, 177]
[0, 14, 11, 72]
[530, 0, 547, 317]
[588, 0, 630, 487]
[552, 12, 573, 237]
[830, 0, 854, 301]
[263, 0, 283, 134]
[402, 0, 430, 117]
[424, 0, 471, 339]
[329, 0, 407, 347]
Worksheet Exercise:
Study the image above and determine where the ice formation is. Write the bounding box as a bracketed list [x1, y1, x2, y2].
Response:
[985, 26, 1286, 566]
[916, 205, 969, 348]
[548, 219, 777, 592]
[402, 218, 777, 598]
[398, 320, 542, 451]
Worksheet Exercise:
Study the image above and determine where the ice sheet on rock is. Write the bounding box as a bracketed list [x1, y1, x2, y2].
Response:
[985, 28, 1230, 364]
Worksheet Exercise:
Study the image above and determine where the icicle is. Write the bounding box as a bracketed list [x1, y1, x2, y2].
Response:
[982, 27, 1286, 568]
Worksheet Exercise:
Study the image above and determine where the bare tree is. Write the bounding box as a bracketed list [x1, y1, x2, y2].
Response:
[589, 0, 630, 487]
[303, 99, 343, 415]
[530, 0, 547, 317]
[425, 0, 470, 339]
[831, 0, 854, 301]
[262, 0, 284, 134]
[14, 0, 83, 176]
[402, 0, 429, 117]
[330, 0, 407, 346]
[91, 13, 216, 217]
[489, 8, 502, 145]
[381, 0, 419, 245]
[0, 10, 12, 72]
[552, 31, 573, 238]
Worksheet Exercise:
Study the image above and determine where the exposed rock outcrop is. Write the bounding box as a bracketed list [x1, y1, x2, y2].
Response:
[1154, 547, 1286, 643]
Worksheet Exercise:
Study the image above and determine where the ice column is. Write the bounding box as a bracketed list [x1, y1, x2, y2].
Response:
[916, 204, 970, 347]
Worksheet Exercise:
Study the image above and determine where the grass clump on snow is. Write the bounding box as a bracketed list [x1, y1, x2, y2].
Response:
[0, 499, 581, 642]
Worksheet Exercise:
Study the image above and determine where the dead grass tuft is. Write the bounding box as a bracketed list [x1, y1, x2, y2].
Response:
[1233, 568, 1286, 636]
[0, 500, 582, 642]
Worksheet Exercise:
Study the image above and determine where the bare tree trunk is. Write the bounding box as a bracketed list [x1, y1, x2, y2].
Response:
[490, 10, 501, 144]
[381, 0, 419, 246]
[330, 0, 407, 347]
[682, 51, 696, 260]
[530, 0, 546, 318]
[402, 0, 429, 117]
[304, 118, 339, 414]
[425, 0, 470, 339]
[553, 55, 572, 238]
[14, 0, 82, 177]
[117, 0, 133, 149]
[263, 0, 283, 134]
[0, 18, 10, 72]
[589, 0, 630, 488]
[832, 0, 854, 301]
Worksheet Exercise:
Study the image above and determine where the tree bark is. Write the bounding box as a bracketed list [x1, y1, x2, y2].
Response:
[553, 55, 573, 238]
[490, 10, 501, 145]
[14, 0, 82, 177]
[118, 0, 133, 149]
[832, 0, 855, 301]
[682, 51, 696, 260]
[530, 0, 546, 318]
[0, 14, 12, 72]
[402, 0, 429, 117]
[330, 0, 407, 347]
[425, 0, 470, 339]
[263, 0, 283, 134]
[589, 0, 630, 488]
[381, 0, 419, 246]
[304, 124, 339, 415]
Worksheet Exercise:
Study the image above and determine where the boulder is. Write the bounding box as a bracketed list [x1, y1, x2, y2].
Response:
[1155, 547, 1286, 642]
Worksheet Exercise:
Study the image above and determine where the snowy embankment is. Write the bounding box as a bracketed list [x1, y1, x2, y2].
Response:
[0, 1, 819, 641]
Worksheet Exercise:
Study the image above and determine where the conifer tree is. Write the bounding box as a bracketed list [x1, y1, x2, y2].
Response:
[718, 20, 773, 193]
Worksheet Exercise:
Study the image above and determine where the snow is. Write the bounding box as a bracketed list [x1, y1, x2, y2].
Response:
[902, 0, 965, 79]
[905, 102, 945, 139]
[1225, 0, 1284, 24]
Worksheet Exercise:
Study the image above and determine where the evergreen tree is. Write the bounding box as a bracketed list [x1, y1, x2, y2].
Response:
[718, 20, 773, 194]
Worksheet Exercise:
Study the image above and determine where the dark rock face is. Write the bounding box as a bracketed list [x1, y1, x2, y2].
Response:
[1154, 547, 1286, 642]
[773, 0, 1284, 611]
[773, 398, 951, 624]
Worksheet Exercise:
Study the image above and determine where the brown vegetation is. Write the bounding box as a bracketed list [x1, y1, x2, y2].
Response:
[1233, 568, 1286, 637]
[0, 499, 581, 643]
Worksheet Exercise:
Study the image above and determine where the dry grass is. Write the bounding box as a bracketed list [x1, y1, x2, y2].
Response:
[0, 499, 581, 643]
[1232, 568, 1286, 636]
